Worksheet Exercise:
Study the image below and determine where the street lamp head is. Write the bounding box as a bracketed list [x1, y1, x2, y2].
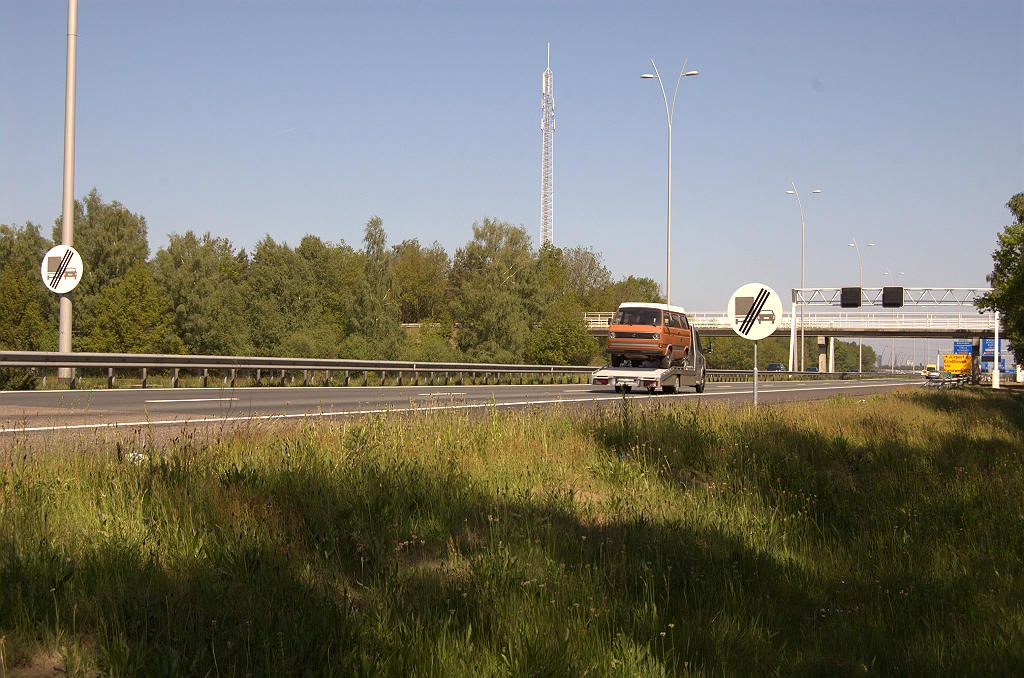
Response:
[641, 74, 656, 79]
[786, 190, 795, 194]
[848, 243, 855, 247]
[811, 189, 821, 194]
[684, 71, 699, 76]
[867, 243, 874, 247]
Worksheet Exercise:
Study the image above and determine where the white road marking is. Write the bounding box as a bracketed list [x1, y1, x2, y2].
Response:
[0, 381, 915, 434]
[144, 397, 239, 403]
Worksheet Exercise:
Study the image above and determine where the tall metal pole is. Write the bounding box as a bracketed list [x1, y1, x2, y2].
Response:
[643, 60, 697, 306]
[993, 310, 1001, 389]
[59, 0, 79, 379]
[786, 184, 820, 371]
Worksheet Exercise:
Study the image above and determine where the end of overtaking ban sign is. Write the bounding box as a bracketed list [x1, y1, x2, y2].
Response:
[728, 283, 783, 341]
[727, 283, 783, 407]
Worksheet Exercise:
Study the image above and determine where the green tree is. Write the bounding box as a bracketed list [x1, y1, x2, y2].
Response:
[154, 231, 251, 355]
[245, 235, 347, 358]
[391, 239, 451, 323]
[561, 246, 614, 309]
[0, 223, 52, 389]
[977, 194, 1024, 355]
[528, 299, 599, 365]
[606, 276, 664, 308]
[450, 218, 539, 363]
[348, 217, 402, 359]
[53, 189, 150, 337]
[80, 262, 181, 354]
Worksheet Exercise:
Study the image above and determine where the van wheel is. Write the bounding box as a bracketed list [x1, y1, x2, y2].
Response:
[694, 366, 706, 393]
[660, 350, 672, 369]
[611, 354, 623, 367]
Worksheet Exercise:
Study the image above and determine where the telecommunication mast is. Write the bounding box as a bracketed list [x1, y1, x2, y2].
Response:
[540, 45, 555, 246]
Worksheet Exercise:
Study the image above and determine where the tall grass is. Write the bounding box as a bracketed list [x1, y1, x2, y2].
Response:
[0, 388, 1022, 676]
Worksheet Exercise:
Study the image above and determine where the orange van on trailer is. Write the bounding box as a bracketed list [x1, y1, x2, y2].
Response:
[607, 302, 693, 368]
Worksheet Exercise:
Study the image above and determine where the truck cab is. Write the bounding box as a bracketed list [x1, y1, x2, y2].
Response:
[607, 302, 692, 369]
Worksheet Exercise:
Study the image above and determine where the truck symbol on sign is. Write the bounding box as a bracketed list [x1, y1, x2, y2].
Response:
[734, 297, 775, 324]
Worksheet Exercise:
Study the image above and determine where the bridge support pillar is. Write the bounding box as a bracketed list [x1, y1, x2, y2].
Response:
[818, 337, 827, 373]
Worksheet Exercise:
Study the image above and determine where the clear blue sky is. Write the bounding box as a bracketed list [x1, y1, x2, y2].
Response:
[2, 0, 1022, 324]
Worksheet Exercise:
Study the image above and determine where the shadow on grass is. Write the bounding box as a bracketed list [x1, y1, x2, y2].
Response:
[2, 394, 1023, 677]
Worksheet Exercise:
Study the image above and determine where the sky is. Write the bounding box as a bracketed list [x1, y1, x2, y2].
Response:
[2, 0, 1022, 342]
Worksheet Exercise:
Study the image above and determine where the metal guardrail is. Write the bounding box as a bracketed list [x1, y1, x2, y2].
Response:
[0, 351, 595, 389]
[707, 370, 920, 383]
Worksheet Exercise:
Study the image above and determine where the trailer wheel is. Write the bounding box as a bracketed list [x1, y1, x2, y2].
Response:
[694, 366, 706, 393]
[660, 350, 672, 369]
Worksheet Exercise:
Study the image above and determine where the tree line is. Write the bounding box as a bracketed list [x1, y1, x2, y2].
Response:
[0, 190, 885, 385]
[0, 190, 662, 370]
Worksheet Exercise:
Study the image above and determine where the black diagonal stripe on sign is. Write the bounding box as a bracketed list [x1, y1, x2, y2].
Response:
[48, 250, 73, 290]
[50, 251, 72, 289]
[740, 288, 769, 335]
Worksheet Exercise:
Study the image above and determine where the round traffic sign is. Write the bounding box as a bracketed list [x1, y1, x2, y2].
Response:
[727, 283, 784, 341]
[40, 245, 84, 294]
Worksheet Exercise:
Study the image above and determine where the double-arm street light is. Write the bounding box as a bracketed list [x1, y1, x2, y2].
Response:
[785, 183, 821, 371]
[848, 237, 874, 372]
[884, 267, 904, 374]
[641, 59, 698, 306]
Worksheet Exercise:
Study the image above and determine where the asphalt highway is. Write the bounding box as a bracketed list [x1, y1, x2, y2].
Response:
[0, 378, 920, 433]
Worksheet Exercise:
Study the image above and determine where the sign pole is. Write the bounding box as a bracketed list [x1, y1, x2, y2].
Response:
[993, 311, 1000, 389]
[58, 0, 78, 380]
[753, 340, 758, 407]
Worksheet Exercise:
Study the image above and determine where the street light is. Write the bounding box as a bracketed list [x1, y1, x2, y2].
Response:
[848, 238, 874, 372]
[785, 184, 821, 371]
[641, 59, 698, 306]
[883, 267, 904, 374]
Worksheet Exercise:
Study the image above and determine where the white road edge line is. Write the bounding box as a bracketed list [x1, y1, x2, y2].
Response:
[0, 381, 914, 434]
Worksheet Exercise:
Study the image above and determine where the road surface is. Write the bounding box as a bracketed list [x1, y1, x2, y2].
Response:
[0, 378, 919, 434]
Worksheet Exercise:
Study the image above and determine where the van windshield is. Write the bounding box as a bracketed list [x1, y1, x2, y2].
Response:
[612, 308, 662, 326]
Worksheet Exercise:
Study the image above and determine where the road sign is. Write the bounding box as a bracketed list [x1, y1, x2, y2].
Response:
[981, 338, 996, 356]
[727, 283, 783, 341]
[943, 354, 971, 375]
[952, 341, 973, 355]
[40, 245, 83, 294]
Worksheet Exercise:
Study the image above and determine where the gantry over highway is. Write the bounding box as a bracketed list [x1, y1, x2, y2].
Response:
[586, 287, 997, 340]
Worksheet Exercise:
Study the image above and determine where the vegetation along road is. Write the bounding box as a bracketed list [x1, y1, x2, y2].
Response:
[0, 378, 916, 433]
[0, 387, 1021, 675]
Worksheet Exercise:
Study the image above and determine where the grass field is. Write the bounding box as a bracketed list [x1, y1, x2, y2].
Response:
[1, 387, 1022, 676]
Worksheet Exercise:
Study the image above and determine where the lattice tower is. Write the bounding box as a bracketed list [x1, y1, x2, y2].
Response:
[540, 45, 555, 246]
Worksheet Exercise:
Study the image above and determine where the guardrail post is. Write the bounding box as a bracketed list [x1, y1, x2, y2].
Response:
[229, 369, 235, 388]
[397, 371, 403, 386]
[75, 368, 81, 389]
[202, 368, 209, 388]
[362, 371, 368, 387]
[459, 371, 464, 385]
[107, 367, 114, 389]
[172, 368, 179, 388]
[280, 370, 286, 387]
[381, 371, 386, 387]
[302, 370, 308, 387]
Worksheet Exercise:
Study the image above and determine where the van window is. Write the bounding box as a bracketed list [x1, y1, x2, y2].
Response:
[612, 308, 662, 326]
[680, 315, 690, 330]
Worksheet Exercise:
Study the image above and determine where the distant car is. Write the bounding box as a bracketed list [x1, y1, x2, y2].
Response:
[805, 366, 819, 373]
[765, 363, 785, 372]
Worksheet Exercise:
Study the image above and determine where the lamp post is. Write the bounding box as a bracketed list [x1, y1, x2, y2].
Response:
[785, 183, 821, 371]
[883, 267, 903, 374]
[848, 238, 873, 372]
[641, 59, 698, 306]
